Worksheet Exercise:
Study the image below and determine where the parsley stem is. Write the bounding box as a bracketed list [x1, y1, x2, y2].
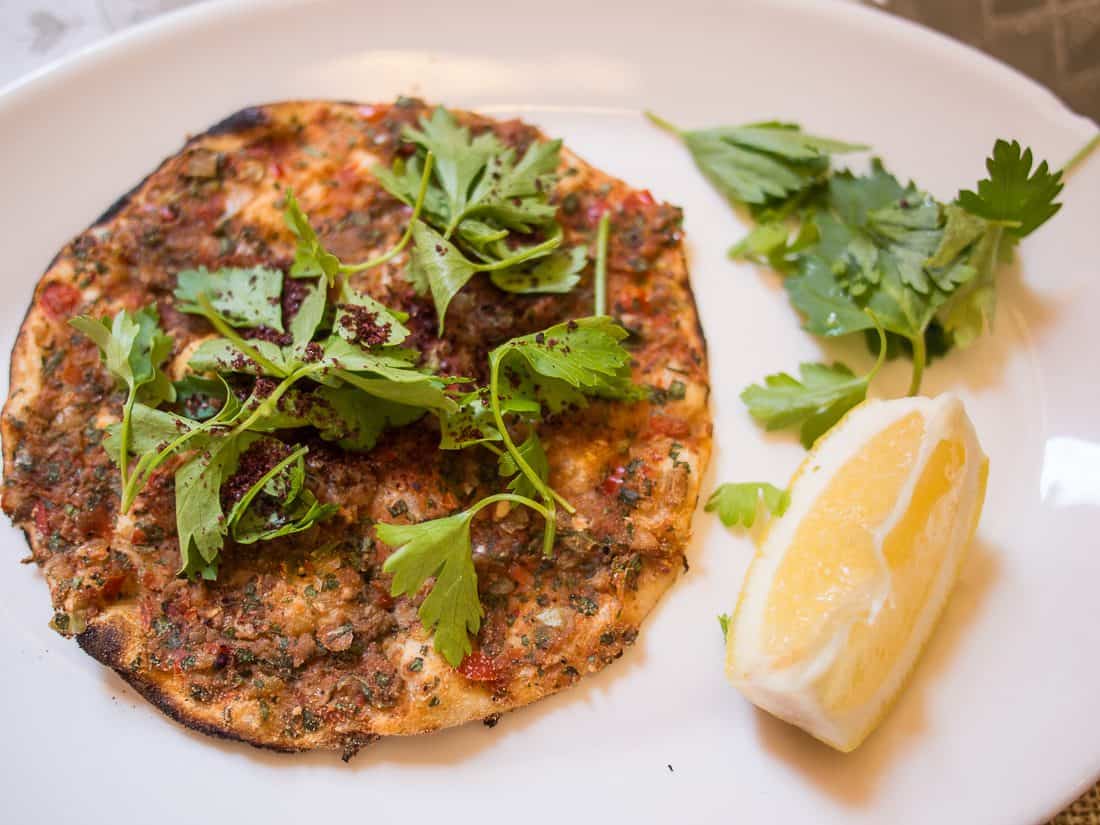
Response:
[865, 311, 889, 383]
[488, 356, 576, 514]
[120, 365, 315, 512]
[345, 152, 436, 273]
[230, 365, 314, 437]
[594, 211, 611, 316]
[118, 390, 136, 495]
[225, 444, 310, 533]
[473, 228, 563, 273]
[196, 293, 285, 376]
[470, 491, 557, 557]
[1064, 133, 1100, 176]
[121, 421, 207, 511]
[908, 333, 926, 396]
[644, 111, 683, 137]
[468, 492, 551, 521]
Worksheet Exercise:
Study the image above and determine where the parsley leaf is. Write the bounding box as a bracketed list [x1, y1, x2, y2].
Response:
[310, 385, 426, 451]
[173, 375, 227, 421]
[176, 433, 253, 580]
[741, 324, 885, 447]
[175, 266, 285, 330]
[718, 613, 731, 641]
[103, 403, 193, 462]
[647, 112, 866, 209]
[224, 441, 337, 544]
[957, 139, 1064, 239]
[288, 278, 327, 347]
[705, 482, 789, 528]
[741, 362, 869, 448]
[321, 338, 456, 412]
[407, 220, 562, 334]
[70, 306, 175, 494]
[390, 106, 560, 242]
[284, 190, 343, 283]
[378, 509, 484, 667]
[406, 222, 479, 331]
[188, 337, 291, 377]
[489, 246, 587, 295]
[437, 389, 502, 450]
[491, 316, 633, 392]
[375, 106, 583, 331]
[332, 281, 410, 348]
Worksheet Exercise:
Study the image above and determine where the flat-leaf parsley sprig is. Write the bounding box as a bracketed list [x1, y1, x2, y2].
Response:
[72, 183, 464, 577]
[282, 151, 435, 286]
[373, 106, 588, 332]
[652, 111, 1093, 445]
[376, 313, 639, 665]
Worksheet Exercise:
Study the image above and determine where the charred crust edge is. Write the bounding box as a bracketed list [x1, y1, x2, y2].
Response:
[202, 106, 270, 137]
[77, 621, 305, 755]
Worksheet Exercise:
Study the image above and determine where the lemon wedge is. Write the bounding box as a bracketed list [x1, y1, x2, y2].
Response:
[726, 394, 988, 751]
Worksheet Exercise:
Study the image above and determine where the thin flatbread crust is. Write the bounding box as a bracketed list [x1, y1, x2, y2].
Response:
[1, 100, 711, 757]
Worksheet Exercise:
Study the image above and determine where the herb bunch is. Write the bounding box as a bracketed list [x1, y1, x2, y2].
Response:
[650, 112, 1085, 444]
[74, 163, 634, 664]
[373, 106, 587, 332]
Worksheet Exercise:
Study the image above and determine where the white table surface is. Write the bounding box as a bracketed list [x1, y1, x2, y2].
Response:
[0, 0, 204, 89]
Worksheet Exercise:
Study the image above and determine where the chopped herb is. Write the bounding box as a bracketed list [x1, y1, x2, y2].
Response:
[706, 483, 789, 529]
[373, 106, 586, 332]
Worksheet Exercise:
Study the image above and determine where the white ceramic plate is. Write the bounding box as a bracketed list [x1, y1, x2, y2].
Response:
[2, 1, 1098, 822]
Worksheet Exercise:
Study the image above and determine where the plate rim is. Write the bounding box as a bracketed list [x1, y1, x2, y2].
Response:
[1, 1, 1098, 823]
[1, 0, 1096, 141]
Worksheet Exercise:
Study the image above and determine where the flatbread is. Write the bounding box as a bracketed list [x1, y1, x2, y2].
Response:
[1, 100, 711, 757]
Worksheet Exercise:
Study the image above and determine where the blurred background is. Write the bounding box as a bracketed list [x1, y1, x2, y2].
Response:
[1, 0, 1098, 121]
[0, 0, 1097, 822]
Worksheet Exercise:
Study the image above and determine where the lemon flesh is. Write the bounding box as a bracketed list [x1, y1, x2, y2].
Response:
[727, 395, 988, 752]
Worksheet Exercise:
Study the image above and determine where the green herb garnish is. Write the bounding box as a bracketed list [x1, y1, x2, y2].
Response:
[374, 106, 585, 332]
[646, 112, 866, 209]
[654, 112, 1082, 440]
[283, 151, 435, 286]
[379, 492, 552, 666]
[705, 483, 789, 529]
[378, 314, 639, 663]
[69, 307, 175, 495]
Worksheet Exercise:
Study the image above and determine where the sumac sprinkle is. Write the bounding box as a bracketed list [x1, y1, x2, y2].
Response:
[282, 278, 309, 321]
[244, 325, 292, 346]
[338, 304, 391, 347]
[221, 439, 292, 507]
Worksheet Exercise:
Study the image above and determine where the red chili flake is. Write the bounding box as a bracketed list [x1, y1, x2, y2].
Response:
[623, 190, 656, 210]
[33, 501, 49, 536]
[650, 415, 691, 438]
[600, 466, 627, 496]
[457, 651, 501, 681]
[586, 203, 608, 226]
[39, 281, 80, 320]
[370, 579, 395, 611]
